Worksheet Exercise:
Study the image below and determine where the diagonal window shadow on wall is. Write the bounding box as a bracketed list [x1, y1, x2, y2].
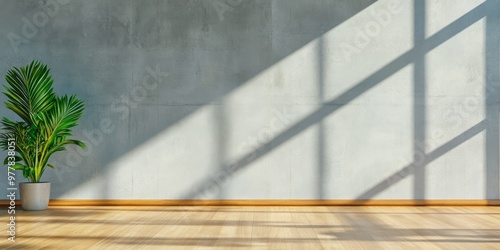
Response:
[357, 120, 487, 200]
[185, 1, 491, 199]
[32, 0, 377, 199]
[360, 0, 500, 202]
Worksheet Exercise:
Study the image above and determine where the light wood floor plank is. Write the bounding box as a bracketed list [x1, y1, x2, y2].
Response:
[1, 206, 500, 249]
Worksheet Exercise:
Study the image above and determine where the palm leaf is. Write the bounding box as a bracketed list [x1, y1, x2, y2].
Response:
[36, 95, 85, 177]
[3, 61, 56, 125]
[42, 95, 85, 145]
[1, 61, 85, 182]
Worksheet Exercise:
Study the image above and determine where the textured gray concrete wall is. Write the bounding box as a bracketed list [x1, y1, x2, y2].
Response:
[0, 0, 498, 200]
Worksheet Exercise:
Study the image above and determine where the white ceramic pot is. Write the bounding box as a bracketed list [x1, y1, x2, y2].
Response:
[19, 182, 51, 211]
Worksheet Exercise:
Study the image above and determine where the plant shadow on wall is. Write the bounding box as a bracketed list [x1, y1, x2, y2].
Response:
[0, 61, 85, 210]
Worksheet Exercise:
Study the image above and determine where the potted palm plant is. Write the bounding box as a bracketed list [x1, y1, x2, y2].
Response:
[0, 61, 85, 210]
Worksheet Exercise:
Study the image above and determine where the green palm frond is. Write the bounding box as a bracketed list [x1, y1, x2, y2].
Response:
[42, 95, 86, 156]
[0, 117, 28, 150]
[3, 61, 56, 125]
[43, 95, 85, 138]
[1, 61, 85, 182]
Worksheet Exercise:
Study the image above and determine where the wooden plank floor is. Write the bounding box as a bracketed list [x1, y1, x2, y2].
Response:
[1, 206, 500, 249]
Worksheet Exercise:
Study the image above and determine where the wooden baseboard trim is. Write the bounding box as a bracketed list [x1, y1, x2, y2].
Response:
[1, 199, 499, 206]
